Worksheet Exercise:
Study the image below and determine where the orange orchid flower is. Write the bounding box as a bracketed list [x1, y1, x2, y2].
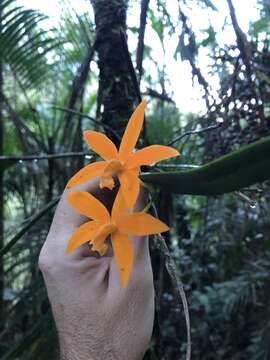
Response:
[66, 190, 169, 287]
[66, 100, 179, 209]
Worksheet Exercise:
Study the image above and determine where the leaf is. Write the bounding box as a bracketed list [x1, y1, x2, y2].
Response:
[148, 8, 164, 50]
[200, 26, 216, 47]
[252, 18, 269, 35]
[0, 2, 57, 88]
[141, 136, 270, 195]
[0, 197, 60, 257]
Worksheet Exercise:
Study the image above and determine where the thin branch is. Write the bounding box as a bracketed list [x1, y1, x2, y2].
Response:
[226, 0, 252, 75]
[168, 123, 222, 146]
[53, 106, 121, 141]
[177, 2, 211, 108]
[144, 88, 175, 104]
[120, 28, 142, 103]
[136, 0, 150, 83]
[152, 202, 191, 360]
[0, 152, 92, 164]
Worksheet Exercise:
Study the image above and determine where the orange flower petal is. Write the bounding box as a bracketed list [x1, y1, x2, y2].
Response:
[91, 223, 115, 255]
[67, 191, 110, 222]
[126, 145, 179, 169]
[118, 168, 140, 209]
[119, 100, 146, 162]
[84, 131, 118, 160]
[117, 213, 169, 236]
[111, 189, 129, 222]
[111, 231, 133, 288]
[65, 221, 99, 254]
[66, 161, 106, 188]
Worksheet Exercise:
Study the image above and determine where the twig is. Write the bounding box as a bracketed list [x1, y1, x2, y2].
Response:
[136, 0, 150, 83]
[0, 152, 92, 164]
[53, 106, 121, 141]
[120, 28, 142, 103]
[152, 202, 191, 360]
[235, 190, 257, 208]
[168, 123, 222, 146]
[144, 88, 175, 104]
[177, 2, 211, 109]
[226, 0, 252, 76]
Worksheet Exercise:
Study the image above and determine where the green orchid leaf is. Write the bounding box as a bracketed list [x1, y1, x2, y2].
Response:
[141, 136, 270, 195]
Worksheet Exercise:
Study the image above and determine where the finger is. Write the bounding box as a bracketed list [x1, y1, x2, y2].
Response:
[45, 178, 101, 256]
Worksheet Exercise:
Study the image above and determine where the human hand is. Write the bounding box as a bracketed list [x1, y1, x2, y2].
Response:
[38, 179, 154, 360]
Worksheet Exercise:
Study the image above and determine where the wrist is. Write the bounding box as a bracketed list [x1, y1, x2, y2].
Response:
[59, 338, 118, 360]
[59, 346, 94, 360]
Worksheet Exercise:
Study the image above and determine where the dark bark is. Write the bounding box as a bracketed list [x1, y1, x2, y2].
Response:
[226, 0, 252, 75]
[0, 3, 4, 328]
[136, 0, 150, 83]
[90, 0, 137, 146]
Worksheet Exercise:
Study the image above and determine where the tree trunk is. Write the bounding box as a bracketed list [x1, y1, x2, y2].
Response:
[90, 0, 136, 146]
[0, 4, 4, 327]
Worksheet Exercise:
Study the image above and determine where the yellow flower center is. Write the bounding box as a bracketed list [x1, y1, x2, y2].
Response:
[100, 159, 124, 190]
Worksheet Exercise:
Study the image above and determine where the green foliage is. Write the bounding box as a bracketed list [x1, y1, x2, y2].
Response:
[252, 17, 269, 35]
[199, 25, 216, 48]
[142, 135, 270, 195]
[1, 1, 270, 360]
[0, 0, 58, 88]
[146, 103, 180, 145]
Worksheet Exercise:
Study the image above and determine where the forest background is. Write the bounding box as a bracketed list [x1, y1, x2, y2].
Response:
[0, 0, 270, 359]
